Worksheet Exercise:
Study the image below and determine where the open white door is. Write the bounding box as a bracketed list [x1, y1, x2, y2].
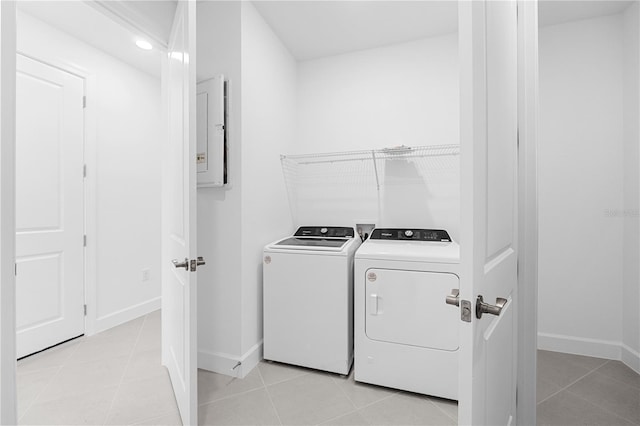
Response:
[458, 0, 519, 424]
[161, 1, 198, 425]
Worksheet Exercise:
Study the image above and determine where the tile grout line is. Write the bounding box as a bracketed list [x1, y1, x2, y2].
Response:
[344, 388, 400, 412]
[259, 362, 312, 387]
[318, 373, 360, 424]
[592, 360, 640, 392]
[329, 372, 359, 409]
[130, 411, 178, 426]
[101, 314, 149, 426]
[256, 364, 284, 426]
[324, 388, 400, 426]
[563, 387, 639, 425]
[425, 397, 458, 423]
[536, 358, 611, 406]
[17, 365, 64, 423]
[18, 340, 84, 422]
[537, 369, 601, 405]
[196, 379, 266, 407]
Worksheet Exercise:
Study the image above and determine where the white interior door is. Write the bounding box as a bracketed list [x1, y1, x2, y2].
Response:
[15, 54, 85, 359]
[161, 1, 197, 425]
[458, 0, 519, 424]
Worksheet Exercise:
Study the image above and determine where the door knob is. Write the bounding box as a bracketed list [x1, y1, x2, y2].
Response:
[172, 258, 189, 270]
[445, 289, 460, 307]
[476, 295, 507, 319]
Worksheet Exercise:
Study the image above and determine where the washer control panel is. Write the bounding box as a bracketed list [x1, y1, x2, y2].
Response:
[294, 226, 355, 238]
[370, 228, 451, 242]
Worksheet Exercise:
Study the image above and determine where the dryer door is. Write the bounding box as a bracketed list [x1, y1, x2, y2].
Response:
[365, 269, 459, 350]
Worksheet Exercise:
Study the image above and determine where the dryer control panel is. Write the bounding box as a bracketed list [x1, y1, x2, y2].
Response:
[294, 226, 355, 238]
[370, 228, 451, 242]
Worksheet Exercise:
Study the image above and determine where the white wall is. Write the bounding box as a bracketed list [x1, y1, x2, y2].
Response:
[196, 1, 296, 377]
[538, 15, 626, 359]
[296, 35, 458, 153]
[196, 0, 244, 370]
[240, 1, 297, 365]
[294, 34, 460, 238]
[17, 12, 162, 334]
[622, 2, 640, 372]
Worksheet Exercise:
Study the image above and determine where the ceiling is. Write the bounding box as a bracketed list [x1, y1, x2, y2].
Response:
[252, 1, 459, 61]
[539, 0, 634, 27]
[16, 0, 637, 76]
[17, 1, 174, 78]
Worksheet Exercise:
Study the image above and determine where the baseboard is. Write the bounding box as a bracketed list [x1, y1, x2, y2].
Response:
[237, 341, 263, 379]
[199, 341, 263, 379]
[92, 297, 161, 335]
[537, 332, 621, 360]
[621, 343, 640, 374]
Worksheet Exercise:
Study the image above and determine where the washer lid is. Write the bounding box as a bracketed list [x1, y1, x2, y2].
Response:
[266, 226, 359, 252]
[274, 237, 349, 250]
[356, 239, 460, 263]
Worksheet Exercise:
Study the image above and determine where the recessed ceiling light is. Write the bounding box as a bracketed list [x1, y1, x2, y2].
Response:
[136, 39, 153, 50]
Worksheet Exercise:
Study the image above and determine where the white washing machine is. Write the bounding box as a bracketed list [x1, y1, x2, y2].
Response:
[354, 228, 460, 400]
[263, 226, 361, 375]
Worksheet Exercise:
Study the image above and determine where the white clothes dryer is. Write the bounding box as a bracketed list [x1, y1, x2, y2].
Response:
[263, 226, 361, 375]
[354, 228, 460, 400]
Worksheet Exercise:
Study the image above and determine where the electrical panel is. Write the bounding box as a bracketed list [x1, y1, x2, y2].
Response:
[196, 75, 227, 187]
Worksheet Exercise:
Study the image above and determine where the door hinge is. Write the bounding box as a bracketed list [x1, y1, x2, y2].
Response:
[84, 304, 87, 316]
[83, 96, 86, 108]
[83, 164, 87, 178]
[15, 263, 17, 276]
[83, 235, 87, 247]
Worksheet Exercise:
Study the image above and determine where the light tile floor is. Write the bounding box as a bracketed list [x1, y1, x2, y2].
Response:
[17, 311, 640, 425]
[536, 350, 640, 425]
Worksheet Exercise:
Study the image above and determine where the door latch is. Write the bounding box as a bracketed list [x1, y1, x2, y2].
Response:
[190, 256, 206, 272]
[460, 300, 472, 322]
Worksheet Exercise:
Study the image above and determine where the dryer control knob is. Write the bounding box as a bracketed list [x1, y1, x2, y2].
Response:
[404, 230, 414, 238]
[320, 227, 328, 234]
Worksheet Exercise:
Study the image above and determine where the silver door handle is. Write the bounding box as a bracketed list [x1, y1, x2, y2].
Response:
[476, 295, 507, 319]
[172, 258, 189, 270]
[445, 289, 460, 307]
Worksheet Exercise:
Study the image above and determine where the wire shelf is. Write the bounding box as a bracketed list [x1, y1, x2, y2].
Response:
[280, 145, 460, 227]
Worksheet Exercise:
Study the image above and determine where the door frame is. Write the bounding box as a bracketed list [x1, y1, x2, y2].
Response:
[516, 0, 539, 424]
[1, 1, 17, 424]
